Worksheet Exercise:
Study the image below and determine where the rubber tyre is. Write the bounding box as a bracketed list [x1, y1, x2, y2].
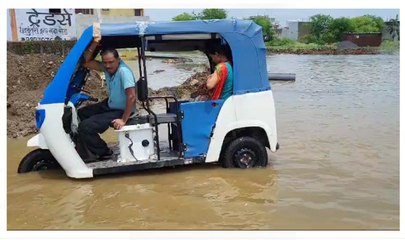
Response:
[18, 149, 60, 173]
[222, 136, 268, 168]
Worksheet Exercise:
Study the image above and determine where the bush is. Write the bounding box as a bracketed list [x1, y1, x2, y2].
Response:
[249, 15, 276, 41]
[267, 37, 296, 47]
[379, 40, 400, 54]
[172, 13, 197, 21]
[266, 37, 336, 51]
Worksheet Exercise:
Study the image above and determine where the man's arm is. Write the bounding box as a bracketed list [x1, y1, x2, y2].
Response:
[112, 87, 136, 130]
[83, 39, 103, 71]
[122, 87, 137, 123]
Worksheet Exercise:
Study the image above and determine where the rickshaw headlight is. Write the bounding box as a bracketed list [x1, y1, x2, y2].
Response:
[35, 109, 46, 129]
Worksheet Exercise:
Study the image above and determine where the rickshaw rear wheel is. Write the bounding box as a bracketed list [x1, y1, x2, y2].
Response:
[222, 136, 268, 168]
[18, 149, 60, 173]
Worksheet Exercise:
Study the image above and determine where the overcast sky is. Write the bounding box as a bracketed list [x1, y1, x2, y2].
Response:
[144, 9, 399, 26]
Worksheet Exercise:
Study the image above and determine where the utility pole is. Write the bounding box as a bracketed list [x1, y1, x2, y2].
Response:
[95, 9, 102, 23]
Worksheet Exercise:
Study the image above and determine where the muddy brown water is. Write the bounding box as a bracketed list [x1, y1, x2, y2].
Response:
[7, 54, 399, 230]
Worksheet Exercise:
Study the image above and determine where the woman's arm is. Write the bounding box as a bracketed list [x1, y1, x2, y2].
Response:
[206, 70, 219, 90]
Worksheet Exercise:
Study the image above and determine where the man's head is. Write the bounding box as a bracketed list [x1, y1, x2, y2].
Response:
[100, 48, 120, 74]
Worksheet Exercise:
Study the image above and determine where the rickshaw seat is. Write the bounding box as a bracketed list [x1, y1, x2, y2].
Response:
[126, 113, 177, 125]
[133, 76, 179, 125]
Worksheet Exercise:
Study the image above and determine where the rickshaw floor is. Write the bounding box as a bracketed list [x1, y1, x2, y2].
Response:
[85, 151, 181, 169]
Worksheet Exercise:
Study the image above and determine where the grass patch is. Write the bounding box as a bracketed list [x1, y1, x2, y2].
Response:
[379, 40, 400, 54]
[266, 38, 336, 51]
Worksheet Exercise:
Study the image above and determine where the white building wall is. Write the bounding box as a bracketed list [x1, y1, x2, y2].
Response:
[75, 14, 150, 39]
[7, 10, 12, 41]
[8, 9, 150, 41]
[281, 21, 299, 40]
[14, 9, 77, 41]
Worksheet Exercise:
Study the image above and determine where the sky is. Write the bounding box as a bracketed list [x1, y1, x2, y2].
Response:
[144, 9, 400, 27]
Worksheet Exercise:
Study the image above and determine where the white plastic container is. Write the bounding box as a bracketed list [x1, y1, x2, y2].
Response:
[116, 123, 154, 162]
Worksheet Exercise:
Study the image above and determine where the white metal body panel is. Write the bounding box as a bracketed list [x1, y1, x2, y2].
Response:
[27, 133, 48, 149]
[38, 103, 93, 178]
[67, 101, 79, 134]
[205, 90, 278, 163]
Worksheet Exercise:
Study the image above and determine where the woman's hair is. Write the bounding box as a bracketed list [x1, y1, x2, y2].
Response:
[207, 43, 232, 62]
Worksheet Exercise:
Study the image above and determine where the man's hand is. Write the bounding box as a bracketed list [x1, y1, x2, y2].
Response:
[112, 119, 126, 130]
[93, 36, 101, 43]
[93, 22, 101, 43]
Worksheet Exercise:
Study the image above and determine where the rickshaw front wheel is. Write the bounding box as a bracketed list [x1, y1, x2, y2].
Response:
[222, 136, 268, 168]
[18, 149, 60, 173]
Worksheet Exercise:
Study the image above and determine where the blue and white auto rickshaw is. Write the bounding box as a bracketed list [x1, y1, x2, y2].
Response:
[18, 20, 279, 179]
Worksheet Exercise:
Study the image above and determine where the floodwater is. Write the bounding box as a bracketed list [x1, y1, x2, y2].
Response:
[129, 51, 208, 90]
[7, 54, 399, 230]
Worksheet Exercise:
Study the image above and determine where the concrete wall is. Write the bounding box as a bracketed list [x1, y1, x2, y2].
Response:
[281, 21, 311, 41]
[343, 33, 382, 47]
[7, 9, 12, 41]
[281, 21, 299, 40]
[297, 22, 311, 40]
[101, 9, 143, 17]
[8, 9, 149, 41]
[75, 14, 150, 39]
[8, 8, 77, 41]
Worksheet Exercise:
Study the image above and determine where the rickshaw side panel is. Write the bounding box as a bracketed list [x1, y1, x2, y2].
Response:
[205, 90, 278, 163]
[38, 104, 93, 178]
[32, 26, 95, 178]
[180, 100, 224, 158]
[27, 133, 48, 149]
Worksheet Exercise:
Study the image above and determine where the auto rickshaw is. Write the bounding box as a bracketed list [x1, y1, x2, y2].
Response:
[18, 19, 279, 178]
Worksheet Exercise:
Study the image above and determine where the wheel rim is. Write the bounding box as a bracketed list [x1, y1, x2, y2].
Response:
[32, 159, 51, 171]
[233, 147, 256, 168]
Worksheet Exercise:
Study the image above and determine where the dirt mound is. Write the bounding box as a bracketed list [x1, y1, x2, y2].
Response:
[337, 41, 358, 49]
[7, 52, 210, 138]
[151, 69, 211, 99]
[268, 47, 379, 55]
[7, 52, 109, 138]
[7, 52, 64, 138]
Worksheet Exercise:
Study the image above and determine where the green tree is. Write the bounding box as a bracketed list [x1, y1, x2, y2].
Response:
[172, 12, 197, 21]
[387, 14, 400, 40]
[364, 15, 385, 31]
[329, 17, 356, 41]
[351, 15, 385, 32]
[249, 15, 276, 41]
[309, 14, 334, 44]
[199, 9, 227, 20]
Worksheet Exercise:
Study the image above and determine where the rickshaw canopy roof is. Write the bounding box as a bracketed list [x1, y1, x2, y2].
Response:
[41, 20, 270, 104]
[101, 20, 270, 95]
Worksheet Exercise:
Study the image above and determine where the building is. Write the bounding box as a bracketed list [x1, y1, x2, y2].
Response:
[382, 20, 400, 41]
[281, 20, 311, 41]
[74, 9, 149, 39]
[8, 9, 77, 41]
[343, 33, 382, 47]
[99, 9, 144, 17]
[7, 8, 149, 42]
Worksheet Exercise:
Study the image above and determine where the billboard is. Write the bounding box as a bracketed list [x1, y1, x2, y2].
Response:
[15, 8, 76, 41]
